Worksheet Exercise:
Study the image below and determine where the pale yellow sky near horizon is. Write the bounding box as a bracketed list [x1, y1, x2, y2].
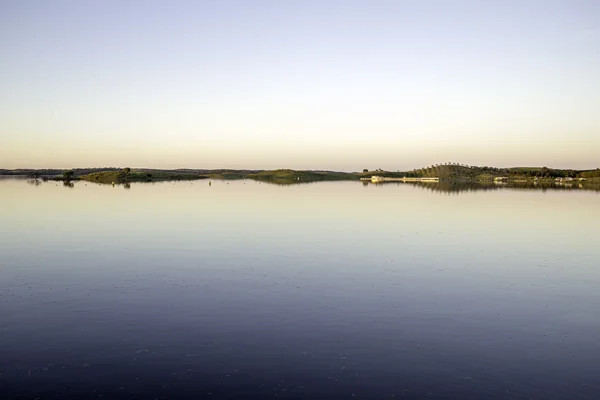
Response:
[2, 135, 599, 171]
[1, 1, 599, 171]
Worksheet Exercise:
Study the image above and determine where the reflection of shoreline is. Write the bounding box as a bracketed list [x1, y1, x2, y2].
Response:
[363, 181, 600, 193]
[10, 177, 600, 193]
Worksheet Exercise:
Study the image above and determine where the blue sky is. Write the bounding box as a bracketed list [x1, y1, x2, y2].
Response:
[1, 0, 599, 170]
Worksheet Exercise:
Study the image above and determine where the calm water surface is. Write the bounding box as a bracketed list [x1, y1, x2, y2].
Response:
[1, 179, 599, 399]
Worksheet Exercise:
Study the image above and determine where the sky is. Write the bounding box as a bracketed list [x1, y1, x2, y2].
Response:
[1, 0, 599, 171]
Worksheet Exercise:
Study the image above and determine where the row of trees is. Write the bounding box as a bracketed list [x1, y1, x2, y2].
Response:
[402, 164, 511, 178]
[382, 164, 598, 179]
[509, 167, 584, 178]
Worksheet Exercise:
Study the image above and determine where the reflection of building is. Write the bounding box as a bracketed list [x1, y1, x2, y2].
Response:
[493, 177, 508, 182]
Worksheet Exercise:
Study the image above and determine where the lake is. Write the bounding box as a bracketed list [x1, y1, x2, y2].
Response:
[1, 178, 599, 399]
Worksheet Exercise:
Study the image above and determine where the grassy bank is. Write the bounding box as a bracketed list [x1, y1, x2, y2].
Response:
[81, 169, 208, 184]
[247, 169, 359, 184]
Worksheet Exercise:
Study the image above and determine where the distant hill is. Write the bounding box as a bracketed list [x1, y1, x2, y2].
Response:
[363, 163, 600, 181]
[248, 169, 357, 184]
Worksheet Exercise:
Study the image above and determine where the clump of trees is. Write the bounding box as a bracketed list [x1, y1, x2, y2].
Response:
[508, 167, 580, 179]
[116, 167, 132, 182]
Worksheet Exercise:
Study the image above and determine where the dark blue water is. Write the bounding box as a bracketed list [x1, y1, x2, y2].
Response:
[1, 179, 599, 399]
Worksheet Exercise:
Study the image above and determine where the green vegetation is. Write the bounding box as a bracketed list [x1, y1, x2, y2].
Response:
[578, 169, 600, 179]
[62, 170, 75, 180]
[377, 163, 600, 183]
[80, 168, 208, 184]
[248, 169, 358, 184]
[358, 170, 405, 179]
[395, 163, 511, 179]
[1, 167, 120, 177]
[205, 171, 249, 180]
[355, 163, 600, 190]
[2, 164, 599, 187]
[79, 168, 359, 185]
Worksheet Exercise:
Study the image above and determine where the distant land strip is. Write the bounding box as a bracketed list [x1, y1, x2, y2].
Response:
[1, 164, 599, 185]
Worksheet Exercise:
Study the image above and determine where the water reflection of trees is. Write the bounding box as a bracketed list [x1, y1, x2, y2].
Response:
[251, 179, 320, 186]
[405, 181, 600, 194]
[408, 182, 500, 194]
[17, 177, 600, 193]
